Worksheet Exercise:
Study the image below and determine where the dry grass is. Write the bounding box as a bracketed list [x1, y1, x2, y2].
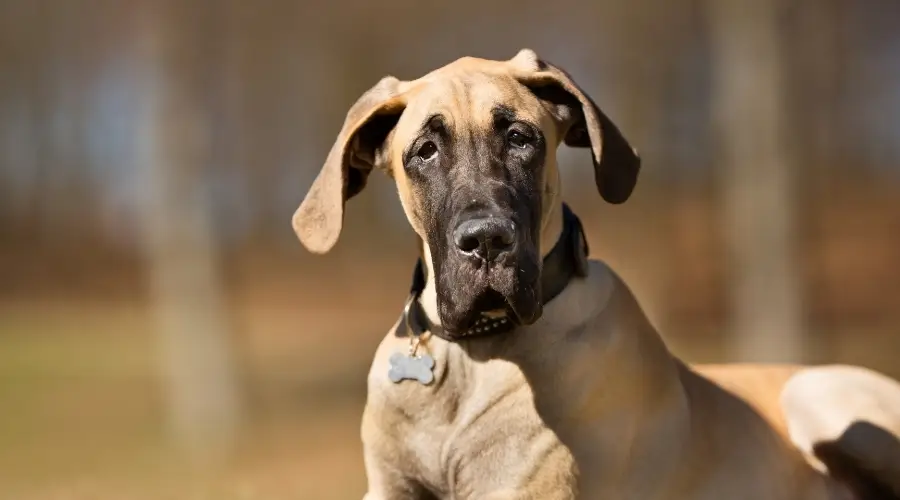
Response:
[0, 298, 374, 500]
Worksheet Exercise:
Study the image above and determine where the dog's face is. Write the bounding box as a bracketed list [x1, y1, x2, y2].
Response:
[294, 49, 640, 338]
[389, 70, 560, 334]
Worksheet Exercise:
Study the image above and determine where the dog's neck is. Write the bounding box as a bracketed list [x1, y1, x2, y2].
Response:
[403, 202, 587, 340]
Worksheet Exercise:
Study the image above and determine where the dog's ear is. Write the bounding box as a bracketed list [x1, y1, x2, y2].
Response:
[508, 49, 641, 204]
[293, 76, 407, 253]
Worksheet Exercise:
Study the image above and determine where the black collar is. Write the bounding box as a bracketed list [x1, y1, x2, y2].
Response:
[393, 203, 590, 342]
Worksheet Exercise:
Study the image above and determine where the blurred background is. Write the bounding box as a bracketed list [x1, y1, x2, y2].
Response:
[1, 0, 899, 498]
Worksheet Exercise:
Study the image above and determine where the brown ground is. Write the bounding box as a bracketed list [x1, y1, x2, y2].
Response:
[0, 296, 374, 500]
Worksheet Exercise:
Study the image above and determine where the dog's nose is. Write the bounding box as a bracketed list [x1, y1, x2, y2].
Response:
[453, 217, 516, 261]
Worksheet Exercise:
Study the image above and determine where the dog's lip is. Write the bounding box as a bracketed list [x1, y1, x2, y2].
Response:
[471, 301, 523, 328]
[443, 308, 520, 337]
[442, 297, 521, 335]
[504, 298, 536, 325]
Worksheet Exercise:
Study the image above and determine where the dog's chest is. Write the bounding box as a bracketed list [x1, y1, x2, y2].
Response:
[364, 338, 578, 498]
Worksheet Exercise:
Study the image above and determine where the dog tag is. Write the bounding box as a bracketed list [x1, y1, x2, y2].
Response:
[388, 352, 435, 385]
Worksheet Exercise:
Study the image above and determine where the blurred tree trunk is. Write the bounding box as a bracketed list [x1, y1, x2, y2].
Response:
[791, 0, 842, 182]
[788, 0, 842, 362]
[707, 0, 805, 362]
[617, 0, 691, 334]
[134, 0, 241, 461]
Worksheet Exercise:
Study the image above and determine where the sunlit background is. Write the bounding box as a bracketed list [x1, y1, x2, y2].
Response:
[1, 0, 899, 498]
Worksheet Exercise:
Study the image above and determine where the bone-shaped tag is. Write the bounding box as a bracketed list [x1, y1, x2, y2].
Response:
[388, 352, 435, 385]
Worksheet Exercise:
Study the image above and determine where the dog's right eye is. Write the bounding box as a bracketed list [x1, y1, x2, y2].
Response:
[416, 141, 438, 161]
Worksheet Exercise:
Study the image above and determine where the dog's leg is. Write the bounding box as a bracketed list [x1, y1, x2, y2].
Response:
[362, 447, 437, 500]
[362, 472, 436, 500]
[363, 489, 436, 500]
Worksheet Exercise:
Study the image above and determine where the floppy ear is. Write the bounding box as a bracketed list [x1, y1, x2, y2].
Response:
[508, 49, 641, 204]
[293, 76, 407, 253]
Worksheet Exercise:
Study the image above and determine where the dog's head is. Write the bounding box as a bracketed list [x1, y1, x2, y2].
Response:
[294, 49, 640, 338]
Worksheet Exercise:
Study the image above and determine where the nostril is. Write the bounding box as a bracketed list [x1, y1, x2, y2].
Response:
[495, 227, 515, 247]
[456, 233, 481, 253]
[488, 235, 512, 251]
[453, 218, 517, 258]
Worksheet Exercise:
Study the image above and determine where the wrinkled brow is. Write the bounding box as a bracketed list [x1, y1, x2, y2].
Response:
[491, 104, 517, 125]
[419, 113, 448, 135]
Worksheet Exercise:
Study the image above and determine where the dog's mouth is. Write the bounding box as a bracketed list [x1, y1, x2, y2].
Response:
[440, 288, 521, 337]
[414, 203, 587, 341]
[432, 210, 543, 338]
[436, 267, 543, 337]
[472, 288, 520, 323]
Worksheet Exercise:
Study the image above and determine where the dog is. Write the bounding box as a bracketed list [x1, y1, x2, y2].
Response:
[293, 49, 900, 499]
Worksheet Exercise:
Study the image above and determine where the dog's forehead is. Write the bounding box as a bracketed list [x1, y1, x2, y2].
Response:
[393, 58, 547, 144]
[423, 55, 516, 78]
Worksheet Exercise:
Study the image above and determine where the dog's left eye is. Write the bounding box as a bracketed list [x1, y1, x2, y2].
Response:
[416, 141, 438, 161]
[507, 130, 531, 149]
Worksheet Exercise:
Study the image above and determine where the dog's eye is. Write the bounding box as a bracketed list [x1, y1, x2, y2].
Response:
[507, 130, 531, 149]
[416, 141, 438, 161]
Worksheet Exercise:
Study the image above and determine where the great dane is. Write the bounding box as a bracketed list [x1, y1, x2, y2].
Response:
[293, 49, 900, 499]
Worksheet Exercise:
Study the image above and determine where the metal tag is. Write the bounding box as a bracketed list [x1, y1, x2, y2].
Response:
[388, 351, 435, 385]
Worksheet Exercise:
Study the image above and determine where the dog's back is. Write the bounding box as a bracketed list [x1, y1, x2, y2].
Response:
[696, 363, 900, 499]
